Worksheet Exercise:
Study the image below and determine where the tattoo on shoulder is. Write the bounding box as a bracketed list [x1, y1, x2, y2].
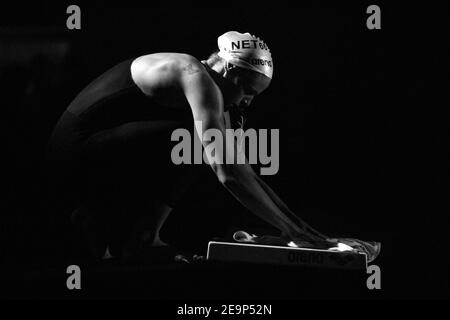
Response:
[183, 63, 201, 75]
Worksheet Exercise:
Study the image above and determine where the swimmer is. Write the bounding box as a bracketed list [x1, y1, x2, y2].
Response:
[46, 31, 330, 261]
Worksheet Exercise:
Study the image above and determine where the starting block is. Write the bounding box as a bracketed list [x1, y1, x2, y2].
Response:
[207, 241, 368, 270]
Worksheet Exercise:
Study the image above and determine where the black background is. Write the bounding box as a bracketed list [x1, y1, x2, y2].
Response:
[0, 1, 448, 301]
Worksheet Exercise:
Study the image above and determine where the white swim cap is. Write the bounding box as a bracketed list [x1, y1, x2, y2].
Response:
[217, 31, 273, 79]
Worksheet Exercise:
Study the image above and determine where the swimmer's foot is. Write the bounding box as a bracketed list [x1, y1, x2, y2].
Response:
[121, 238, 195, 264]
[142, 241, 205, 264]
[137, 243, 205, 264]
[152, 238, 169, 248]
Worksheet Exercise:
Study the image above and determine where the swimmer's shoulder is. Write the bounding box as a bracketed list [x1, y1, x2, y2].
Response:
[131, 53, 211, 92]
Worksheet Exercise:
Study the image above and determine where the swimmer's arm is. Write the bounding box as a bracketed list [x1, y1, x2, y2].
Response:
[223, 113, 328, 240]
[223, 150, 326, 241]
[253, 174, 329, 239]
[180, 60, 320, 239]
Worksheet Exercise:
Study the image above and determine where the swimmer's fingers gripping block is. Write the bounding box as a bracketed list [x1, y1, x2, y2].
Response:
[206, 241, 367, 270]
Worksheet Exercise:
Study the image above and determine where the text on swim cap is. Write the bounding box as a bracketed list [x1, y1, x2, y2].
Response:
[231, 40, 269, 51]
[251, 58, 272, 68]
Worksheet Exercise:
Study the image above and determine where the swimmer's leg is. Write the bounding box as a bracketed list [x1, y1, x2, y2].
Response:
[142, 202, 172, 246]
[120, 154, 203, 258]
[72, 120, 200, 260]
[70, 206, 109, 260]
[121, 202, 173, 258]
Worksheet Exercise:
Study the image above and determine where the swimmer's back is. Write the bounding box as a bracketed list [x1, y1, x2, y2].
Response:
[66, 53, 206, 131]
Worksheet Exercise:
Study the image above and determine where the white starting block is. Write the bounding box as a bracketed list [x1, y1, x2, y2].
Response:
[207, 241, 368, 270]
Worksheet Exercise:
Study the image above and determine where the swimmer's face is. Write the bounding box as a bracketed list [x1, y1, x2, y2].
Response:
[223, 65, 271, 110]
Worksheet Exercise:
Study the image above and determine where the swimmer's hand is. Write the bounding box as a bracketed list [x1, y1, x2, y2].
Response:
[233, 230, 336, 249]
[280, 231, 338, 249]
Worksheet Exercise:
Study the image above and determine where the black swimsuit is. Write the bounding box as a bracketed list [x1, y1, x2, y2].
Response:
[46, 58, 203, 217]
